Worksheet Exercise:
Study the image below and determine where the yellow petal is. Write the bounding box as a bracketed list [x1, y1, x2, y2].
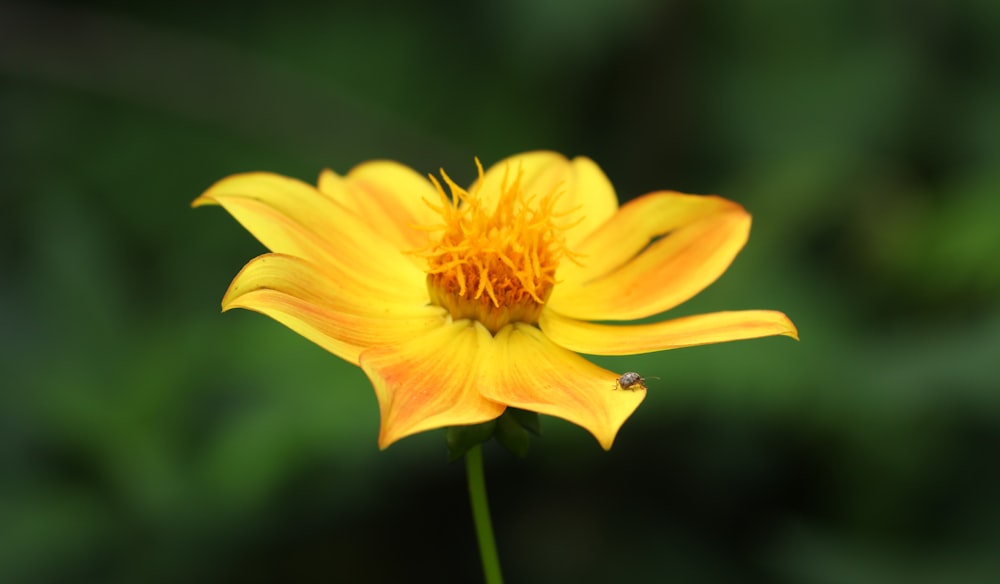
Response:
[563, 156, 620, 247]
[473, 152, 618, 247]
[481, 323, 645, 450]
[223, 254, 445, 364]
[549, 192, 751, 320]
[318, 161, 441, 251]
[540, 309, 799, 356]
[194, 172, 424, 294]
[359, 320, 506, 449]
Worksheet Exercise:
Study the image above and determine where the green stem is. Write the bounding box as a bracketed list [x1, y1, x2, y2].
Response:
[466, 444, 504, 584]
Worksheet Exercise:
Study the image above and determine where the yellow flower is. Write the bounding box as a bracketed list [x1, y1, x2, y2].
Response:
[194, 152, 797, 450]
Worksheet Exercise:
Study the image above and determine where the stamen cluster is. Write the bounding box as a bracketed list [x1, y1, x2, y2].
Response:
[417, 161, 574, 333]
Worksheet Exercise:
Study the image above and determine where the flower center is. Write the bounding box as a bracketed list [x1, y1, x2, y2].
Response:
[415, 160, 575, 334]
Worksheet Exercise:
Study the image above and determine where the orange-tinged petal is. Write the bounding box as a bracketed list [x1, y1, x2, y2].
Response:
[481, 323, 645, 450]
[194, 172, 424, 294]
[473, 151, 618, 247]
[223, 254, 445, 364]
[557, 191, 746, 285]
[194, 172, 342, 246]
[539, 309, 799, 356]
[360, 320, 506, 449]
[223, 253, 431, 315]
[318, 161, 441, 251]
[549, 192, 751, 320]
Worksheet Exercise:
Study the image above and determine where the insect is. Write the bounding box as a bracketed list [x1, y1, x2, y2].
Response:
[614, 371, 657, 391]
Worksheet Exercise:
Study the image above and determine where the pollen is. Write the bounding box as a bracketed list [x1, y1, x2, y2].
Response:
[415, 159, 577, 334]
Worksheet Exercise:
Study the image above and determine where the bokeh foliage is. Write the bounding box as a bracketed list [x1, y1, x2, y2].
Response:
[2, 0, 999, 582]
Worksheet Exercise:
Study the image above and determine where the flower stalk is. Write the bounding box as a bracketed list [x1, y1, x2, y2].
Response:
[465, 444, 503, 584]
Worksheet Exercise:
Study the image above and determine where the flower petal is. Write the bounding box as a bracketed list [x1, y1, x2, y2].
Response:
[549, 192, 751, 320]
[481, 323, 645, 450]
[359, 320, 506, 449]
[540, 309, 799, 356]
[223, 254, 445, 365]
[563, 156, 620, 247]
[318, 161, 441, 251]
[194, 172, 424, 294]
[474, 151, 618, 247]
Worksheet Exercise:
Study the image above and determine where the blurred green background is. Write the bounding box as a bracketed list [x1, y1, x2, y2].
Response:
[3, 0, 999, 582]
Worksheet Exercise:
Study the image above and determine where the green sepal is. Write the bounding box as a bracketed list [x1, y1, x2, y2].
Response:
[446, 420, 497, 462]
[494, 411, 532, 458]
[505, 408, 541, 436]
[446, 409, 543, 461]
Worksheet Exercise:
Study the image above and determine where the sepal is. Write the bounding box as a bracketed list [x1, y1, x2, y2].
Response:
[446, 420, 497, 462]
[445, 408, 542, 461]
[505, 408, 541, 436]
